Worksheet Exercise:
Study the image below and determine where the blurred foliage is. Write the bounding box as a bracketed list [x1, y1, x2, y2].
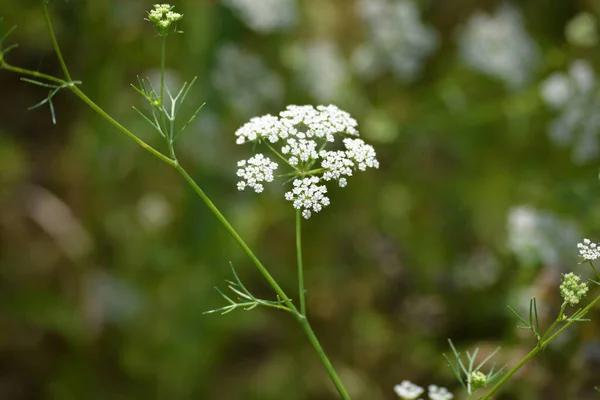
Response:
[1, 0, 600, 399]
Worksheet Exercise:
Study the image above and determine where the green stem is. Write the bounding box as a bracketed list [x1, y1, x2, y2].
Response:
[175, 164, 295, 309]
[479, 293, 600, 400]
[43, 1, 72, 81]
[296, 209, 306, 316]
[70, 86, 176, 167]
[159, 36, 166, 107]
[538, 303, 567, 343]
[0, 61, 65, 84]
[297, 318, 351, 400]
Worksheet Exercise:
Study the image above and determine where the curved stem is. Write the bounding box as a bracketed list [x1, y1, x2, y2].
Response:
[479, 293, 600, 400]
[296, 209, 306, 316]
[43, 1, 72, 81]
[176, 164, 295, 309]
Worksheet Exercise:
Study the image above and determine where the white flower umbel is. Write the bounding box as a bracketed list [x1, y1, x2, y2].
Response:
[428, 385, 454, 400]
[578, 238, 600, 261]
[394, 380, 424, 399]
[234, 104, 378, 218]
[236, 154, 278, 193]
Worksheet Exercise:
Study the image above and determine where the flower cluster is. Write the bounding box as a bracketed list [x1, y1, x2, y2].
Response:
[146, 4, 183, 36]
[234, 105, 378, 218]
[560, 272, 589, 306]
[236, 154, 278, 193]
[577, 238, 600, 261]
[394, 381, 424, 399]
[470, 371, 487, 390]
[394, 381, 453, 400]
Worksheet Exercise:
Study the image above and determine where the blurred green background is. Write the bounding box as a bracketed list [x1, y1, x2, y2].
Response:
[1, 0, 600, 399]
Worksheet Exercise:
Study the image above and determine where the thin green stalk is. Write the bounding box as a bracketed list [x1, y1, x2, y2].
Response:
[266, 142, 297, 170]
[538, 303, 567, 343]
[479, 293, 600, 400]
[296, 209, 306, 316]
[176, 164, 294, 309]
[0, 61, 65, 84]
[70, 86, 176, 167]
[159, 36, 166, 107]
[297, 318, 351, 400]
[43, 1, 71, 81]
[158, 35, 168, 134]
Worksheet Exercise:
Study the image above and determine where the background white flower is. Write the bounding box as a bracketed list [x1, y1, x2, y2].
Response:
[222, 0, 298, 33]
[353, 0, 438, 81]
[458, 3, 539, 89]
[540, 60, 600, 164]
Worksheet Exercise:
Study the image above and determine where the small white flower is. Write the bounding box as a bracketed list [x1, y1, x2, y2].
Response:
[320, 150, 354, 183]
[343, 138, 380, 171]
[285, 177, 330, 219]
[235, 115, 287, 144]
[428, 385, 453, 400]
[281, 138, 318, 165]
[394, 380, 424, 399]
[236, 154, 278, 193]
[577, 238, 600, 260]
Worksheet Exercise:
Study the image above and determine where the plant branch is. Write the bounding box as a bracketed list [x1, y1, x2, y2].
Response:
[43, 1, 71, 81]
[479, 292, 600, 400]
[296, 209, 306, 316]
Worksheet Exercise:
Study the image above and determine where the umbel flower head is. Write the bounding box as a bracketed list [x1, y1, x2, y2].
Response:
[577, 238, 600, 261]
[146, 4, 183, 36]
[560, 272, 588, 306]
[234, 105, 379, 218]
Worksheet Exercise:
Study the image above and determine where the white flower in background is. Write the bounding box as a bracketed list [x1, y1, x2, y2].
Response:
[507, 206, 580, 267]
[540, 60, 600, 164]
[223, 0, 297, 33]
[458, 3, 539, 89]
[234, 105, 378, 218]
[353, 0, 438, 81]
[213, 44, 284, 117]
[428, 385, 454, 400]
[577, 238, 600, 261]
[288, 41, 349, 103]
[394, 380, 424, 399]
